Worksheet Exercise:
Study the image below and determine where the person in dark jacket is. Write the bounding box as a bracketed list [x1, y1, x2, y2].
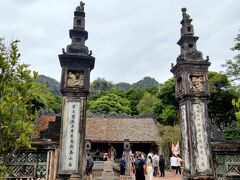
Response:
[134, 152, 145, 180]
[119, 156, 126, 180]
[159, 155, 165, 177]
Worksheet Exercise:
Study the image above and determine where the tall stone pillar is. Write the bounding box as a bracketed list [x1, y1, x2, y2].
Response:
[171, 8, 214, 180]
[123, 139, 131, 176]
[58, 2, 95, 179]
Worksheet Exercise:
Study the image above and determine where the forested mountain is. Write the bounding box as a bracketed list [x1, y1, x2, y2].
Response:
[36, 75, 160, 95]
[114, 77, 159, 90]
[114, 82, 131, 90]
[132, 77, 160, 88]
[36, 75, 61, 95]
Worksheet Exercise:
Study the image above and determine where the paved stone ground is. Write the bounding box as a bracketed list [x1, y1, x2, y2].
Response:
[131, 171, 182, 180]
[153, 171, 182, 180]
[92, 170, 182, 180]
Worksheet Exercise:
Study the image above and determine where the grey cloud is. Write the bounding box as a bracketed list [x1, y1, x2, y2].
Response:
[0, 0, 240, 83]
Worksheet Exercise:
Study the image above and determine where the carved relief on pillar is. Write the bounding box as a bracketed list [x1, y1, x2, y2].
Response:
[189, 74, 204, 92]
[66, 71, 84, 88]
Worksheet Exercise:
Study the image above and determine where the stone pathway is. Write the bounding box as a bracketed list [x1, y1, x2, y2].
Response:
[93, 170, 182, 180]
[130, 171, 182, 180]
[152, 171, 182, 180]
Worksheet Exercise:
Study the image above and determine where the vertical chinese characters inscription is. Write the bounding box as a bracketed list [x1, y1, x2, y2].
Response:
[192, 103, 210, 172]
[60, 100, 82, 172]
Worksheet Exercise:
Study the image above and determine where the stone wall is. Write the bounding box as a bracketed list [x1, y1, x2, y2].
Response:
[212, 142, 240, 180]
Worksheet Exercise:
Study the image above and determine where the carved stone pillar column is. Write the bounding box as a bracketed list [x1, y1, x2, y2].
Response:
[124, 139, 131, 176]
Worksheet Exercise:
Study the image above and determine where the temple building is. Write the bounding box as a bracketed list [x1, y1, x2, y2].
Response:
[0, 3, 240, 180]
[33, 114, 160, 160]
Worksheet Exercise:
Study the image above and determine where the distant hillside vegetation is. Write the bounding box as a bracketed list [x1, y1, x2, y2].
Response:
[35, 75, 160, 95]
[132, 77, 159, 88]
[36, 75, 61, 95]
[114, 82, 131, 90]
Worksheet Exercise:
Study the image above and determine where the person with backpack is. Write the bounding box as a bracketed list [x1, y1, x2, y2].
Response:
[119, 156, 126, 180]
[86, 153, 94, 180]
[159, 155, 165, 177]
[134, 152, 145, 180]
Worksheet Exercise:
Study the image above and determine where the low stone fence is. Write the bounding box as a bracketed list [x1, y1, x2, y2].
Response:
[92, 161, 105, 170]
[212, 142, 240, 180]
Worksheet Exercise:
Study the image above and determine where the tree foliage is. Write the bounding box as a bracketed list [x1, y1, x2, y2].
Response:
[124, 88, 144, 115]
[208, 71, 239, 128]
[225, 98, 240, 141]
[220, 32, 240, 140]
[159, 125, 181, 147]
[222, 33, 240, 83]
[88, 93, 131, 114]
[0, 39, 57, 157]
[224, 121, 240, 141]
[137, 92, 157, 115]
[153, 77, 178, 125]
[158, 125, 181, 159]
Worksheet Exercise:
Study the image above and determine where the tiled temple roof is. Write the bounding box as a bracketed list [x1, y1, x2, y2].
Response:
[86, 116, 159, 143]
[31, 115, 56, 139]
[32, 115, 160, 143]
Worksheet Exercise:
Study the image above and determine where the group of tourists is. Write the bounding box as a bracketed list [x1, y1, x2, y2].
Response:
[170, 154, 183, 175]
[85, 151, 182, 180]
[119, 151, 166, 180]
[121, 151, 182, 180]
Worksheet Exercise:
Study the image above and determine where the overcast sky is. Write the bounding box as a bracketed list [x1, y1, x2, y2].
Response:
[1, 0, 239, 84]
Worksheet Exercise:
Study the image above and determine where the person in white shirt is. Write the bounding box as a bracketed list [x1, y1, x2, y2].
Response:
[170, 154, 178, 175]
[176, 155, 183, 175]
[147, 155, 153, 180]
[152, 153, 159, 176]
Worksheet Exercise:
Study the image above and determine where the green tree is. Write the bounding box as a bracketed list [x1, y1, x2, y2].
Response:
[222, 33, 240, 83]
[0, 39, 56, 177]
[137, 92, 157, 115]
[224, 121, 240, 141]
[208, 71, 239, 128]
[88, 93, 131, 114]
[153, 77, 178, 125]
[220, 32, 240, 140]
[158, 125, 181, 160]
[124, 88, 144, 115]
[225, 98, 240, 141]
[144, 86, 159, 96]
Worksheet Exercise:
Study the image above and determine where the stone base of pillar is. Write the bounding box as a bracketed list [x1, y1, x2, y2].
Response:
[59, 174, 71, 180]
[182, 175, 214, 180]
[225, 173, 240, 180]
